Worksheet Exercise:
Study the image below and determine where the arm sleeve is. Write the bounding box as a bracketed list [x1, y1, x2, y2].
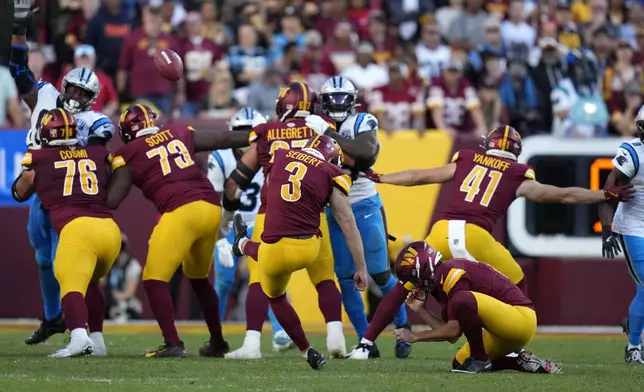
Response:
[111, 154, 126, 170]
[89, 115, 115, 140]
[332, 172, 352, 196]
[426, 85, 444, 108]
[355, 113, 379, 135]
[613, 144, 639, 178]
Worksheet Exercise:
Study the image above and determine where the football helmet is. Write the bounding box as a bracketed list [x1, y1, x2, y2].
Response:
[483, 125, 522, 161]
[302, 135, 344, 167]
[394, 241, 442, 291]
[319, 76, 357, 122]
[118, 104, 159, 143]
[39, 108, 78, 147]
[636, 105, 644, 141]
[275, 81, 315, 122]
[59, 67, 100, 114]
[228, 107, 267, 131]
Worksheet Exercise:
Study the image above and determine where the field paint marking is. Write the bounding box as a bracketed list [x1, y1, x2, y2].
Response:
[0, 373, 218, 389]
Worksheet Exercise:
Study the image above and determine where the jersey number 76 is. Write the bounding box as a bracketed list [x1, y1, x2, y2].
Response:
[54, 159, 98, 196]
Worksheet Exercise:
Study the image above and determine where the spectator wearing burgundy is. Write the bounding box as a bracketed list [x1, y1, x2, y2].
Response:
[635, 28, 644, 65]
[347, 0, 371, 37]
[447, 0, 489, 50]
[200, 1, 233, 47]
[56, 45, 119, 117]
[228, 24, 269, 89]
[270, 9, 306, 64]
[370, 64, 424, 133]
[177, 12, 223, 117]
[118, 5, 177, 115]
[323, 21, 358, 73]
[501, 0, 537, 48]
[603, 40, 641, 104]
[365, 11, 397, 65]
[85, 0, 135, 82]
[427, 58, 486, 137]
[609, 83, 642, 136]
[342, 42, 389, 92]
[315, 0, 361, 39]
[300, 31, 336, 91]
[415, 20, 451, 82]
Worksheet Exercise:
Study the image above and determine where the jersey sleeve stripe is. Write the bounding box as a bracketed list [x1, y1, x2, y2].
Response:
[621, 143, 639, 175]
[37, 81, 47, 90]
[403, 281, 417, 291]
[353, 113, 366, 138]
[21, 152, 32, 167]
[89, 117, 112, 132]
[333, 174, 352, 196]
[327, 121, 337, 131]
[249, 131, 258, 143]
[211, 151, 226, 179]
[451, 151, 460, 163]
[112, 156, 126, 170]
[442, 268, 465, 294]
[524, 168, 536, 180]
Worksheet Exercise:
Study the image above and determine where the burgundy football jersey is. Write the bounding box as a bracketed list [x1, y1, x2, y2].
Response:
[431, 258, 534, 317]
[177, 37, 222, 103]
[22, 146, 113, 233]
[112, 125, 219, 214]
[250, 116, 336, 213]
[426, 77, 480, 132]
[370, 83, 423, 130]
[261, 149, 352, 243]
[438, 149, 535, 233]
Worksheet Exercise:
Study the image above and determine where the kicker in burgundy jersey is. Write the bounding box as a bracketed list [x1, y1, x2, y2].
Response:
[426, 77, 480, 132]
[430, 258, 534, 320]
[249, 116, 336, 213]
[261, 149, 351, 243]
[21, 146, 113, 233]
[112, 124, 219, 214]
[438, 149, 535, 233]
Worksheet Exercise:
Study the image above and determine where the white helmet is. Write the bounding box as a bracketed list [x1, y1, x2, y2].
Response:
[320, 76, 357, 122]
[228, 107, 267, 131]
[60, 67, 100, 114]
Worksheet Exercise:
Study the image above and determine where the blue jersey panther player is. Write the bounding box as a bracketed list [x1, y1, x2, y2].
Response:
[9, 0, 114, 346]
[600, 105, 644, 364]
[306, 76, 410, 358]
[208, 107, 293, 352]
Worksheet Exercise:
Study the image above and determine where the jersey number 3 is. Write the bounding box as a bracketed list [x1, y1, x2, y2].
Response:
[147, 140, 195, 176]
[460, 165, 502, 207]
[281, 161, 308, 202]
[54, 159, 99, 196]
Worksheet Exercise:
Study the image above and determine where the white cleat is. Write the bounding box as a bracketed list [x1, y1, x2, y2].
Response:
[90, 332, 107, 357]
[224, 345, 262, 359]
[326, 321, 347, 358]
[347, 343, 371, 360]
[50, 329, 94, 358]
[272, 330, 294, 352]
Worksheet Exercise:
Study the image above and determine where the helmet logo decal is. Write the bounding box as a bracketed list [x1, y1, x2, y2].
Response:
[278, 87, 290, 99]
[401, 246, 418, 268]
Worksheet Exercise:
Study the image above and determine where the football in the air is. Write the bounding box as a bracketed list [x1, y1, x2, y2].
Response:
[154, 49, 184, 81]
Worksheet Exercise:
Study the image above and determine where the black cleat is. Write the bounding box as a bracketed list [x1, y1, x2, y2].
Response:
[369, 342, 381, 358]
[232, 214, 248, 258]
[198, 340, 230, 358]
[624, 345, 644, 364]
[144, 341, 188, 358]
[25, 314, 66, 345]
[451, 357, 493, 373]
[517, 351, 562, 373]
[395, 339, 412, 359]
[306, 347, 326, 370]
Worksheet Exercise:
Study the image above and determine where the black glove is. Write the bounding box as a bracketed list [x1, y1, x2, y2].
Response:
[601, 225, 621, 258]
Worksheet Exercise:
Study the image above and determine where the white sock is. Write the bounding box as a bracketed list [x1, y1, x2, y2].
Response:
[359, 338, 373, 346]
[327, 321, 343, 336]
[302, 347, 311, 358]
[70, 328, 89, 341]
[238, 238, 249, 255]
[628, 343, 642, 350]
[90, 331, 104, 344]
[243, 330, 261, 349]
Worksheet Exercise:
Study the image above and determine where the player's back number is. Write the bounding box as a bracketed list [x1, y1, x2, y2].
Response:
[459, 165, 503, 207]
[146, 139, 195, 176]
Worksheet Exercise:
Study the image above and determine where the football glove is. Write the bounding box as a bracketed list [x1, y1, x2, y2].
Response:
[216, 238, 235, 268]
[13, 0, 36, 33]
[220, 210, 234, 236]
[26, 128, 41, 150]
[305, 115, 329, 136]
[360, 168, 381, 183]
[604, 183, 636, 202]
[601, 225, 621, 258]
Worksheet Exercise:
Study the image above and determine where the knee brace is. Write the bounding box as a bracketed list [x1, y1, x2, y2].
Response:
[9, 45, 37, 95]
[370, 270, 391, 287]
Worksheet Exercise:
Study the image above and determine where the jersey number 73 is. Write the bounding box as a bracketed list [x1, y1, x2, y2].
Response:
[146, 140, 195, 175]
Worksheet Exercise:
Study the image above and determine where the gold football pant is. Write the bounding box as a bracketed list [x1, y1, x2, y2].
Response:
[425, 219, 524, 284]
[454, 292, 537, 364]
[54, 217, 121, 298]
[143, 200, 221, 281]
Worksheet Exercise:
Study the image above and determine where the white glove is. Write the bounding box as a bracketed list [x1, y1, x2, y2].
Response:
[216, 238, 235, 268]
[14, 0, 32, 21]
[26, 128, 41, 150]
[220, 209, 234, 236]
[305, 115, 329, 136]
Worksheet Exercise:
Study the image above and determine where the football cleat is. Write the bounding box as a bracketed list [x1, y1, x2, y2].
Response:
[306, 347, 326, 370]
[273, 330, 295, 352]
[625, 346, 644, 364]
[199, 340, 230, 357]
[232, 214, 248, 258]
[225, 344, 262, 359]
[89, 332, 107, 356]
[50, 332, 93, 358]
[347, 342, 380, 360]
[516, 351, 562, 373]
[25, 313, 66, 345]
[451, 357, 493, 373]
[144, 341, 188, 358]
[395, 339, 412, 359]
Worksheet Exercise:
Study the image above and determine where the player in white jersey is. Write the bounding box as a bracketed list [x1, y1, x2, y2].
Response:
[305, 76, 411, 359]
[207, 107, 293, 353]
[601, 106, 644, 364]
[9, 0, 113, 348]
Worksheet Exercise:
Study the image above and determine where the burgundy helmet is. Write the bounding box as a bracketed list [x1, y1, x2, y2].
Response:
[302, 135, 344, 167]
[483, 125, 522, 160]
[39, 108, 78, 147]
[394, 241, 443, 288]
[119, 104, 159, 143]
[275, 81, 315, 121]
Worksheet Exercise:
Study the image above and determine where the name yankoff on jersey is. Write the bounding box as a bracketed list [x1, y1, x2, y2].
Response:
[473, 153, 511, 171]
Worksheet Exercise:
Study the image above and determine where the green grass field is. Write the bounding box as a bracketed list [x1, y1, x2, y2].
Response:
[0, 327, 643, 392]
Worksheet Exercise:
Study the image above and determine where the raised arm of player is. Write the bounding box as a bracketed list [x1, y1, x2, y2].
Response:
[192, 130, 251, 152]
[516, 179, 634, 204]
[106, 167, 134, 209]
[369, 163, 457, 186]
[223, 143, 261, 211]
[9, 0, 40, 111]
[11, 169, 35, 202]
[329, 187, 368, 290]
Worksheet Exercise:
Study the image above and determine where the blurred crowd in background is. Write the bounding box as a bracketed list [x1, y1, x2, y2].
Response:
[0, 0, 643, 138]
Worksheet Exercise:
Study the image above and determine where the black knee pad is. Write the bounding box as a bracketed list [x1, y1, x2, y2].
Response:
[371, 270, 391, 287]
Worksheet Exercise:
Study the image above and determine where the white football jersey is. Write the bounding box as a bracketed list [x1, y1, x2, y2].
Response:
[612, 139, 644, 237]
[208, 148, 264, 225]
[337, 112, 379, 204]
[27, 82, 114, 148]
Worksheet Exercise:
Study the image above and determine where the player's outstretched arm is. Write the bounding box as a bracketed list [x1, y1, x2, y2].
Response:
[106, 167, 133, 209]
[193, 130, 251, 152]
[223, 144, 260, 211]
[375, 163, 457, 186]
[516, 179, 635, 204]
[395, 320, 462, 343]
[330, 188, 368, 290]
[11, 169, 35, 202]
[329, 131, 380, 169]
[9, 0, 39, 110]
